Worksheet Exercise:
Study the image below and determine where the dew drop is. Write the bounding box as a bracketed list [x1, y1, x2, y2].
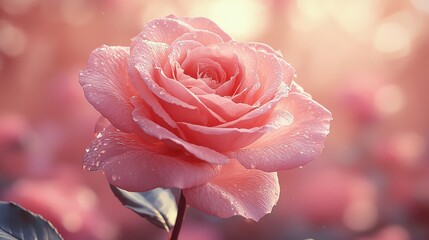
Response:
[85, 148, 90, 153]
[299, 166, 303, 169]
[250, 164, 256, 169]
[111, 175, 119, 181]
[96, 132, 102, 138]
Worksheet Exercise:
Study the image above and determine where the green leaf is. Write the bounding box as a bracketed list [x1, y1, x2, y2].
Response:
[0, 201, 63, 240]
[110, 186, 177, 231]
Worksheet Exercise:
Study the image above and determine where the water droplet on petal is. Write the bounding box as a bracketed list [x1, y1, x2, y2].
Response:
[111, 175, 119, 181]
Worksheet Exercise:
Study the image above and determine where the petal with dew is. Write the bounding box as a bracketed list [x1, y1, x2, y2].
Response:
[229, 84, 332, 171]
[250, 51, 294, 106]
[80, 46, 139, 133]
[134, 17, 193, 45]
[174, 16, 233, 42]
[248, 42, 284, 58]
[172, 30, 224, 47]
[128, 40, 180, 129]
[184, 160, 280, 221]
[83, 125, 221, 192]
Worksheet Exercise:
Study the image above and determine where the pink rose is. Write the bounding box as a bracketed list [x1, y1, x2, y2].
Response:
[80, 15, 331, 221]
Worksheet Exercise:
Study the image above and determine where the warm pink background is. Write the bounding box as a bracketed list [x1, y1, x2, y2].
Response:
[1, 0, 428, 239]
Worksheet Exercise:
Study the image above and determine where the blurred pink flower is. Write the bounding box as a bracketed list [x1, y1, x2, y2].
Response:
[0, 114, 30, 176]
[2, 168, 118, 240]
[80, 15, 331, 221]
[357, 225, 411, 240]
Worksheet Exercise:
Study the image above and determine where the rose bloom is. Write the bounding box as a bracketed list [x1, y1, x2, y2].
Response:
[80, 15, 331, 221]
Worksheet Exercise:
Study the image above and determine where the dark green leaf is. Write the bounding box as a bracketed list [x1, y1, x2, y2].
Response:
[110, 186, 177, 231]
[0, 201, 63, 240]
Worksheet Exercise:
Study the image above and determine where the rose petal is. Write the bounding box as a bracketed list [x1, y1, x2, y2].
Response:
[181, 45, 242, 83]
[156, 68, 227, 125]
[172, 30, 224, 47]
[198, 94, 254, 122]
[176, 16, 233, 42]
[131, 101, 229, 165]
[178, 107, 293, 152]
[183, 160, 280, 221]
[178, 123, 265, 152]
[248, 42, 283, 58]
[79, 46, 139, 133]
[135, 17, 193, 45]
[128, 40, 181, 129]
[216, 82, 289, 129]
[228, 84, 332, 171]
[83, 125, 221, 192]
[163, 40, 203, 78]
[182, 42, 258, 100]
[250, 51, 294, 106]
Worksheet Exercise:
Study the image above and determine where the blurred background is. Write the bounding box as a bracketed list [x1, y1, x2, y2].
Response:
[1, 0, 429, 239]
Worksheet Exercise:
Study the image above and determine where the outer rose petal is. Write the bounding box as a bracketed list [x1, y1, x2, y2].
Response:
[79, 46, 138, 133]
[135, 17, 193, 45]
[172, 30, 224, 47]
[229, 83, 332, 172]
[172, 15, 233, 42]
[83, 125, 221, 192]
[183, 160, 280, 221]
[247, 42, 283, 58]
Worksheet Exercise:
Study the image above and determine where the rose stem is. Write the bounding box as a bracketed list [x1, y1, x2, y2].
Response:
[169, 191, 187, 240]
